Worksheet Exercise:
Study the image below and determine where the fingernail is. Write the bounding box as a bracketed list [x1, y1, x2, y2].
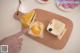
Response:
[18, 36, 23, 39]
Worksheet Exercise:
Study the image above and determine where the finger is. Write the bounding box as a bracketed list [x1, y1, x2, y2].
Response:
[18, 38, 23, 44]
[18, 41, 22, 46]
[13, 46, 21, 53]
[14, 31, 24, 38]
[13, 38, 23, 44]
[21, 28, 27, 33]
[14, 42, 22, 49]
[18, 38, 23, 42]
[18, 46, 22, 53]
[19, 46, 21, 50]
[16, 43, 22, 51]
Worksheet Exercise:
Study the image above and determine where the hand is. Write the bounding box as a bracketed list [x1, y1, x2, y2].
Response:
[0, 30, 25, 53]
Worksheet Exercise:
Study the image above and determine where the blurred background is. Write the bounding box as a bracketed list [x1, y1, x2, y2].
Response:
[0, 0, 80, 53]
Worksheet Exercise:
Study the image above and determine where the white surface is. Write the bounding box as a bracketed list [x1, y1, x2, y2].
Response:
[0, 0, 80, 53]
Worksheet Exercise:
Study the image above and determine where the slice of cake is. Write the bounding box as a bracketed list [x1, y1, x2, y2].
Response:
[28, 21, 44, 38]
[20, 10, 35, 28]
[47, 19, 66, 40]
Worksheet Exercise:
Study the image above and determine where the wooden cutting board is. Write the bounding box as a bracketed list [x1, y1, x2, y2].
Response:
[14, 9, 73, 50]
